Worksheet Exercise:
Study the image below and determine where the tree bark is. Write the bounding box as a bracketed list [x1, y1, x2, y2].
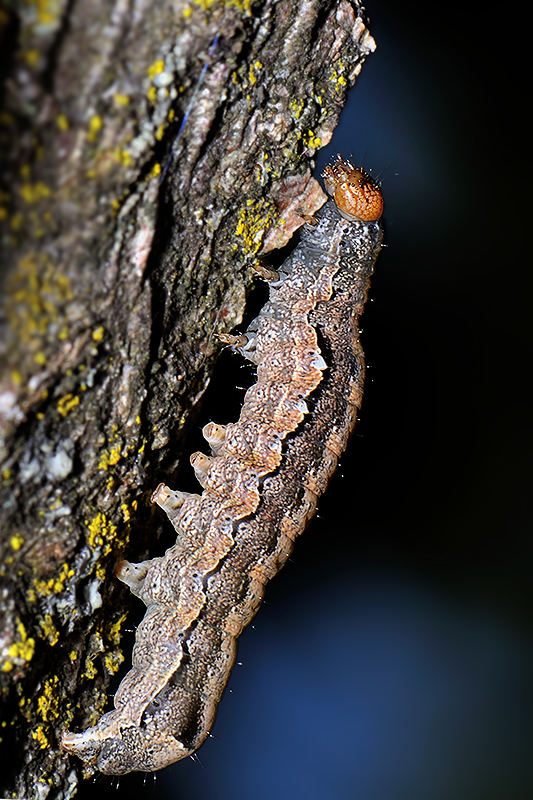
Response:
[0, 1, 376, 796]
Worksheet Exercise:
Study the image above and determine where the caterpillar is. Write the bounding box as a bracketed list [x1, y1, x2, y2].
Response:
[62, 157, 384, 774]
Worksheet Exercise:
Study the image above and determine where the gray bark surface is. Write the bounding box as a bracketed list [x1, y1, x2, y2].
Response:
[0, 1, 376, 796]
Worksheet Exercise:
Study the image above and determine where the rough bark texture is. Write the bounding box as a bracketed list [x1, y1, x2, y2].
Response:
[0, 1, 376, 796]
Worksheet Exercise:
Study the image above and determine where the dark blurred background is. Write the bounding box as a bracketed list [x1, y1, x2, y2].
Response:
[79, 2, 532, 798]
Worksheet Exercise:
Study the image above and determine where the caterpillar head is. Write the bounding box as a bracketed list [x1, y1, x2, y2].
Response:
[322, 157, 383, 222]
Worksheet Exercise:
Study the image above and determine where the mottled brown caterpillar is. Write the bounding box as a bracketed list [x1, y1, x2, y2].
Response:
[62, 157, 384, 774]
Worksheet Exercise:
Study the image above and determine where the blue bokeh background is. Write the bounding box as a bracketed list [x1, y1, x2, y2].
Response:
[79, 3, 532, 798]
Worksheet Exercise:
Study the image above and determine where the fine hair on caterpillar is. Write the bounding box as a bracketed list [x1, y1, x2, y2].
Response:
[62, 157, 384, 775]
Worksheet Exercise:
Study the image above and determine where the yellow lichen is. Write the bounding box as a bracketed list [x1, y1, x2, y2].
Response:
[19, 182, 51, 204]
[34, 0, 59, 25]
[192, 0, 253, 11]
[57, 393, 80, 417]
[329, 60, 348, 92]
[24, 49, 40, 67]
[6, 620, 35, 665]
[107, 613, 128, 646]
[33, 563, 75, 597]
[290, 98, 305, 119]
[98, 442, 123, 470]
[119, 147, 133, 166]
[87, 114, 103, 142]
[113, 93, 130, 106]
[248, 60, 263, 85]
[40, 615, 59, 646]
[82, 657, 98, 680]
[10, 212, 24, 230]
[147, 59, 165, 80]
[36, 675, 60, 722]
[7, 251, 73, 367]
[31, 675, 62, 749]
[57, 113, 69, 131]
[31, 726, 49, 749]
[86, 512, 118, 556]
[105, 650, 124, 675]
[95, 562, 106, 581]
[234, 198, 276, 255]
[303, 129, 322, 149]
[92, 325, 105, 342]
[10, 533, 24, 551]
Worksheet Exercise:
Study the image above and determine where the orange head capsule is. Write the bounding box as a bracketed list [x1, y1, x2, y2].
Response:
[322, 157, 383, 222]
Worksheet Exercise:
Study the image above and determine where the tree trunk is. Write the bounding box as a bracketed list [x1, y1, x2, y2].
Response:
[0, 1, 376, 796]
